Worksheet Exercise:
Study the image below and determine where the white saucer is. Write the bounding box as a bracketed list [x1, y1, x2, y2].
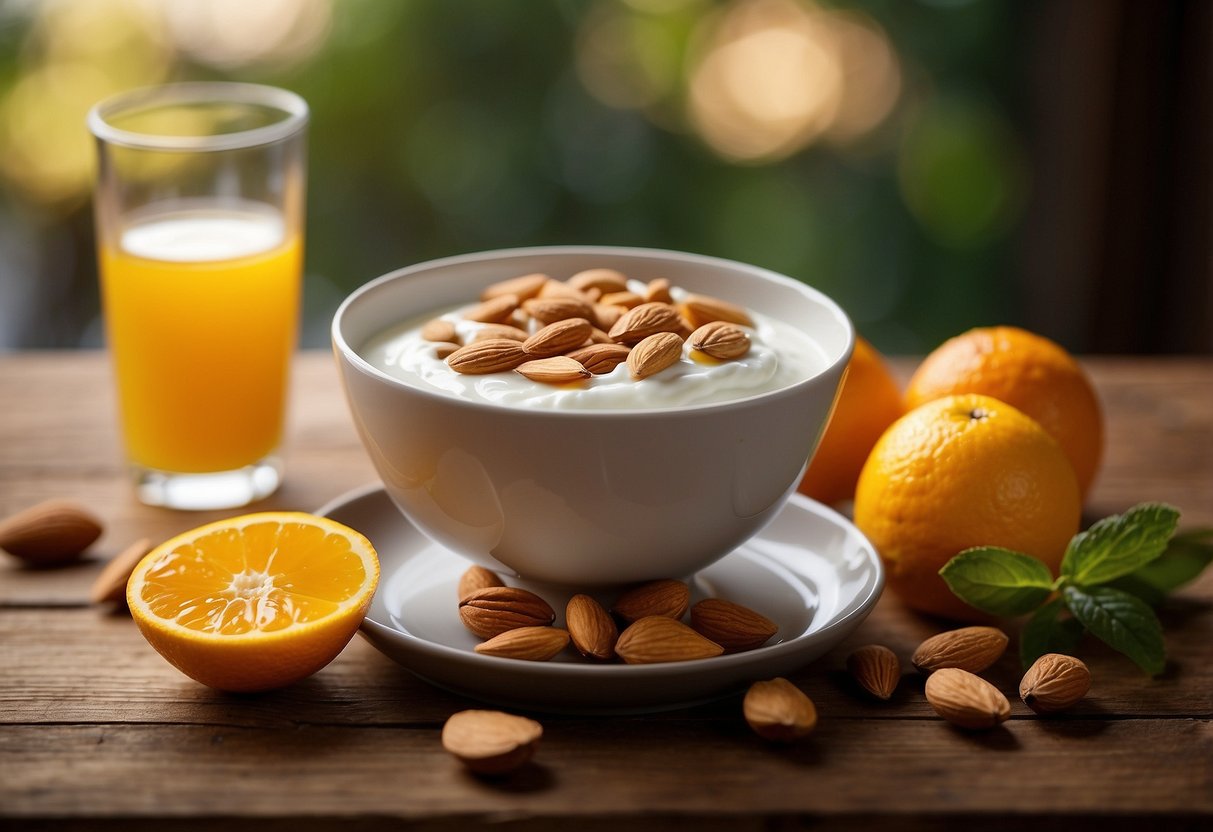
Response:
[318, 484, 883, 714]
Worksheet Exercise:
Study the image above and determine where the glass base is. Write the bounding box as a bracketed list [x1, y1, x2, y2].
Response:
[132, 455, 283, 510]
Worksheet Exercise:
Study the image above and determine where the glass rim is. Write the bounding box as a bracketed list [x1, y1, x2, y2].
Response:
[87, 82, 308, 152]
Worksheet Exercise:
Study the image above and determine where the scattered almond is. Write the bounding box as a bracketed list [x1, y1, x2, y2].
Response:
[480, 273, 548, 302]
[538, 279, 592, 301]
[522, 318, 593, 358]
[474, 626, 570, 661]
[447, 339, 529, 374]
[457, 565, 504, 600]
[682, 293, 754, 328]
[568, 268, 628, 294]
[912, 626, 1008, 675]
[463, 294, 518, 324]
[565, 594, 617, 661]
[608, 302, 683, 345]
[599, 291, 643, 309]
[743, 678, 817, 742]
[515, 357, 591, 385]
[0, 499, 104, 566]
[1019, 653, 1091, 714]
[433, 341, 460, 359]
[689, 321, 751, 360]
[689, 598, 777, 652]
[470, 323, 530, 343]
[924, 667, 1011, 730]
[523, 296, 595, 325]
[644, 278, 673, 304]
[846, 645, 901, 701]
[591, 303, 626, 331]
[627, 332, 684, 380]
[442, 710, 543, 775]
[565, 343, 631, 375]
[612, 579, 690, 623]
[458, 586, 556, 639]
[615, 616, 723, 664]
[421, 318, 459, 344]
[89, 538, 151, 604]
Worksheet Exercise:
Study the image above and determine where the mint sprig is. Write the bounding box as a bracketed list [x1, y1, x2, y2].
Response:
[939, 503, 1208, 675]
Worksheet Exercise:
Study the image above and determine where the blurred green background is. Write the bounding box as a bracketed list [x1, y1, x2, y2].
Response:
[0, 0, 1207, 354]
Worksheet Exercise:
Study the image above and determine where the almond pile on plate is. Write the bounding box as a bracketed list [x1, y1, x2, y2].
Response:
[425, 269, 756, 383]
[456, 567, 778, 664]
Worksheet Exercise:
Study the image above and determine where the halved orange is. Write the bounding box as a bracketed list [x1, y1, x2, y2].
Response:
[127, 512, 379, 692]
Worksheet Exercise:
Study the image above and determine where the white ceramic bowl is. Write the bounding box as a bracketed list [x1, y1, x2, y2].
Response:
[332, 246, 853, 586]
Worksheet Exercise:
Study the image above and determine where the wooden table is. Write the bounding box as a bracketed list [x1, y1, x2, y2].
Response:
[2, 352, 1210, 830]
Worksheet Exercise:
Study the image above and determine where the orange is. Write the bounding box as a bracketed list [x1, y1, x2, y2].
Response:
[854, 394, 1081, 620]
[905, 326, 1104, 497]
[798, 336, 905, 505]
[127, 512, 379, 692]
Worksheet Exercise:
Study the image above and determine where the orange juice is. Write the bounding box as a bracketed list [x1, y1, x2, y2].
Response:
[100, 208, 301, 473]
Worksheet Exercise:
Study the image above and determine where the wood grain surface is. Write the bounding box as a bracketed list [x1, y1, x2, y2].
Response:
[1, 352, 1210, 830]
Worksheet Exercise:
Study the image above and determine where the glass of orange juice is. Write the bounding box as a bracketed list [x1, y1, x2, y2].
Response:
[88, 83, 307, 509]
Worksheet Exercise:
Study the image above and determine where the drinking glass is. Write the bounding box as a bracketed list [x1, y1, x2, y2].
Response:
[88, 83, 308, 509]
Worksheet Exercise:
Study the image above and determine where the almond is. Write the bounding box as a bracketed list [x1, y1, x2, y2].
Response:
[89, 538, 152, 604]
[537, 279, 592, 301]
[924, 667, 1011, 730]
[463, 294, 518, 324]
[515, 357, 591, 385]
[689, 598, 777, 652]
[474, 626, 570, 661]
[682, 293, 754, 328]
[587, 326, 615, 344]
[591, 303, 626, 331]
[457, 565, 504, 600]
[523, 296, 595, 325]
[644, 278, 673, 304]
[612, 578, 690, 623]
[522, 318, 593, 358]
[433, 341, 461, 360]
[608, 302, 682, 345]
[912, 626, 1008, 675]
[599, 291, 643, 309]
[442, 709, 543, 775]
[689, 321, 751, 360]
[421, 318, 459, 344]
[1019, 653, 1091, 714]
[568, 268, 628, 294]
[458, 586, 556, 639]
[470, 323, 530, 343]
[565, 343, 630, 375]
[480, 273, 548, 302]
[565, 594, 617, 660]
[614, 616, 723, 664]
[846, 644, 901, 700]
[627, 332, 684, 380]
[446, 339, 529, 374]
[743, 678, 817, 742]
[0, 499, 104, 565]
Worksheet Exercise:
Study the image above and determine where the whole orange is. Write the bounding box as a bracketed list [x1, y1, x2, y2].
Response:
[854, 394, 1081, 620]
[905, 326, 1103, 497]
[798, 337, 905, 505]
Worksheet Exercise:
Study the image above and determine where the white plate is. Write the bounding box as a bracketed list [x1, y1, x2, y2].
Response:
[319, 484, 883, 714]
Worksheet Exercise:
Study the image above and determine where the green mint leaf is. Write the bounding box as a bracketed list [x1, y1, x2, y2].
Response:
[1018, 597, 1085, 668]
[940, 547, 1055, 616]
[1060, 503, 1180, 586]
[1122, 528, 1213, 596]
[1063, 585, 1166, 675]
[1106, 574, 1167, 607]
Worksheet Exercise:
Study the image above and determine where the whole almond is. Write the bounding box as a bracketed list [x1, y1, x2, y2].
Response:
[615, 616, 724, 664]
[432, 341, 461, 359]
[463, 294, 519, 324]
[565, 343, 630, 375]
[612, 579, 690, 623]
[913, 626, 1009, 675]
[481, 273, 548, 302]
[447, 339, 529, 374]
[474, 626, 570, 661]
[523, 296, 595, 325]
[587, 326, 616, 344]
[644, 278, 673, 304]
[537, 279, 592, 301]
[599, 291, 643, 309]
[442, 710, 543, 775]
[591, 303, 626, 331]
[459, 586, 556, 639]
[1019, 653, 1091, 714]
[421, 318, 459, 344]
[0, 499, 104, 565]
[682, 293, 754, 328]
[608, 302, 682, 345]
[924, 667, 1011, 730]
[846, 645, 901, 700]
[565, 594, 618, 661]
[89, 538, 152, 604]
[689, 598, 777, 652]
[522, 318, 593, 357]
[568, 268, 628, 294]
[471, 323, 530, 343]
[457, 565, 504, 601]
[627, 332, 684, 380]
[515, 357, 591, 385]
[743, 678, 817, 742]
[689, 321, 751, 360]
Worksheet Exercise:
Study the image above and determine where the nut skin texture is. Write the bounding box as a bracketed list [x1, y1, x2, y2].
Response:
[515, 357, 591, 385]
[608, 302, 683, 345]
[0, 499, 104, 565]
[447, 339, 529, 374]
[1019, 653, 1091, 714]
[441, 710, 543, 776]
[627, 332, 684, 380]
[612, 579, 691, 623]
[846, 644, 901, 700]
[614, 616, 723, 664]
[457, 566, 504, 601]
[689, 598, 777, 652]
[924, 667, 1011, 730]
[458, 586, 556, 639]
[566, 594, 618, 661]
[566, 344, 631, 375]
[689, 321, 751, 360]
[473, 627, 570, 661]
[744, 678, 817, 742]
[912, 626, 1009, 675]
[522, 318, 593, 358]
[523, 296, 595, 325]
